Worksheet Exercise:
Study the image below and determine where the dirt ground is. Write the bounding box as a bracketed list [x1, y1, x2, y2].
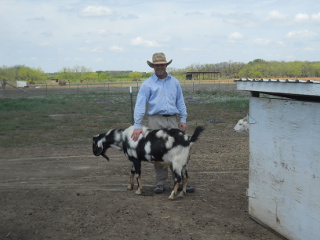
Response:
[0, 121, 286, 240]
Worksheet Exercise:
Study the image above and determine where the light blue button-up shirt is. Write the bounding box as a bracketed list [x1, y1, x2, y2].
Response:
[134, 73, 187, 129]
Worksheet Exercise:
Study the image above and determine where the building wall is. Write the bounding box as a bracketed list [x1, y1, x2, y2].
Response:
[248, 97, 320, 240]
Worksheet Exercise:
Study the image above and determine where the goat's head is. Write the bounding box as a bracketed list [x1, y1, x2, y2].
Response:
[234, 116, 249, 132]
[92, 134, 110, 161]
[92, 129, 124, 161]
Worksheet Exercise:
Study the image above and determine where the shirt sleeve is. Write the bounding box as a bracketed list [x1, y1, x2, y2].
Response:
[176, 81, 187, 123]
[133, 84, 148, 129]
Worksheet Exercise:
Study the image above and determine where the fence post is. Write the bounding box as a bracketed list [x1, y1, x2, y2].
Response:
[193, 80, 195, 93]
[130, 86, 134, 125]
[1, 80, 6, 96]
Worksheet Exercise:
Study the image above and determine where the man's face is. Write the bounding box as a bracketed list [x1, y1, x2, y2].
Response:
[153, 64, 167, 79]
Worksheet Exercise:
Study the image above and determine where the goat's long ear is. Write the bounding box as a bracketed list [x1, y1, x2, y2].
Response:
[101, 152, 110, 161]
[92, 135, 105, 156]
[92, 143, 104, 156]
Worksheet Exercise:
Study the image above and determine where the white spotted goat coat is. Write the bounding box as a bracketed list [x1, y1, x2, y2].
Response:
[93, 125, 204, 200]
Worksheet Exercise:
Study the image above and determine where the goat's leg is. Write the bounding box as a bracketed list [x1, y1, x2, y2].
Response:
[127, 173, 134, 190]
[178, 169, 188, 198]
[127, 165, 135, 190]
[133, 160, 142, 195]
[178, 176, 188, 198]
[169, 174, 181, 200]
[135, 174, 142, 195]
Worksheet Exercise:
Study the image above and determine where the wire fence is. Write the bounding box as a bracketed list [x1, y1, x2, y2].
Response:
[1, 79, 237, 98]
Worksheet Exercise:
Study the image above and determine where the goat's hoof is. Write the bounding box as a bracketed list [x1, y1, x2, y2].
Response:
[135, 190, 142, 195]
[168, 191, 175, 200]
[127, 185, 133, 190]
[178, 191, 185, 198]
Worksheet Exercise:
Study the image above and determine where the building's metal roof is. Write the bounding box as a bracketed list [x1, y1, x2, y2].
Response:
[235, 78, 320, 84]
[235, 78, 320, 98]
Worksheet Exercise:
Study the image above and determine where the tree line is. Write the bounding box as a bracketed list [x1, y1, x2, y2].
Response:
[0, 65, 152, 84]
[0, 65, 47, 84]
[1, 60, 320, 84]
[169, 59, 320, 79]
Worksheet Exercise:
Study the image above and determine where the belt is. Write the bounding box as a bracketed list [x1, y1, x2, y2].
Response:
[149, 114, 176, 117]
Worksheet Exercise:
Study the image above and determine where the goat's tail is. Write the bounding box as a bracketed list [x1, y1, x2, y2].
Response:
[189, 126, 204, 143]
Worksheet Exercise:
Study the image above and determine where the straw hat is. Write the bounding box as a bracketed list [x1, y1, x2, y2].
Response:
[147, 52, 173, 68]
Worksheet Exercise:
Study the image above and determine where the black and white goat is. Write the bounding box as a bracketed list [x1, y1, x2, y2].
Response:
[93, 125, 204, 200]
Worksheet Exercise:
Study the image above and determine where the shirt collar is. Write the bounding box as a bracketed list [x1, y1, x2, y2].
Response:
[152, 73, 171, 82]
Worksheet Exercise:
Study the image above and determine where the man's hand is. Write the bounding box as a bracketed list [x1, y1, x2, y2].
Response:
[131, 128, 143, 141]
[179, 123, 187, 132]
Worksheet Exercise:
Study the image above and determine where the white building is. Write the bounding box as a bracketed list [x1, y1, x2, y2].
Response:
[16, 81, 28, 88]
[236, 79, 320, 240]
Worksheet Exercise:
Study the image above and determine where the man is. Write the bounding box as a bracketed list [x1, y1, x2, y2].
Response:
[131, 52, 195, 194]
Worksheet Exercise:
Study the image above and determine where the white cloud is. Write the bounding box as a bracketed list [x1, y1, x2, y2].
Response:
[130, 37, 161, 48]
[228, 32, 243, 43]
[182, 48, 198, 52]
[311, 12, 320, 21]
[266, 10, 287, 21]
[80, 5, 113, 17]
[95, 57, 104, 62]
[253, 38, 272, 46]
[91, 46, 104, 53]
[98, 29, 108, 36]
[303, 47, 314, 52]
[162, 36, 172, 43]
[66, 57, 84, 62]
[294, 13, 310, 23]
[38, 41, 51, 46]
[30, 57, 38, 61]
[286, 30, 317, 40]
[223, 12, 257, 28]
[109, 46, 124, 52]
[276, 41, 285, 46]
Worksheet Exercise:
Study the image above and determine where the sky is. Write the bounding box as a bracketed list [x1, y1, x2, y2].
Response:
[0, 0, 319, 73]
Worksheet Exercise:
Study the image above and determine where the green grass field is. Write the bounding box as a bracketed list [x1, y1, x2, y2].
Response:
[0, 87, 249, 148]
